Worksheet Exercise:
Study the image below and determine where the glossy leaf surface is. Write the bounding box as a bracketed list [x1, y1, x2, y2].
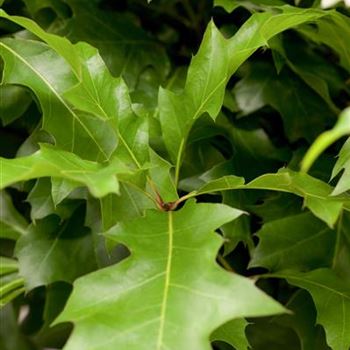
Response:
[57, 201, 284, 350]
[0, 145, 128, 197]
[194, 169, 349, 227]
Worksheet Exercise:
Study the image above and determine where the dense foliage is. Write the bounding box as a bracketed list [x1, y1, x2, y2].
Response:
[0, 0, 350, 349]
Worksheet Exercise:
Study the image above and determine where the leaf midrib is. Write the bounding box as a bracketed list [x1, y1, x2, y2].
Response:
[81, 84, 142, 169]
[156, 211, 174, 350]
[36, 220, 69, 273]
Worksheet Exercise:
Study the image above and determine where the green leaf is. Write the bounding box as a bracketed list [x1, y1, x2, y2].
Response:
[71, 47, 149, 172]
[221, 191, 253, 254]
[60, 0, 170, 87]
[333, 212, 350, 280]
[56, 201, 285, 350]
[1, 2, 350, 348]
[0, 191, 28, 240]
[149, 149, 178, 202]
[331, 137, 350, 196]
[0, 85, 32, 126]
[27, 178, 80, 220]
[196, 174, 245, 196]
[100, 184, 155, 231]
[22, 0, 71, 18]
[0, 37, 118, 161]
[15, 208, 97, 290]
[248, 193, 302, 223]
[0, 145, 129, 197]
[159, 6, 327, 182]
[0, 258, 24, 308]
[0, 257, 18, 276]
[301, 107, 350, 173]
[0, 9, 81, 76]
[27, 178, 55, 220]
[297, 11, 350, 73]
[51, 178, 79, 206]
[217, 117, 290, 180]
[0, 10, 150, 166]
[42, 282, 73, 326]
[274, 290, 331, 350]
[159, 21, 229, 173]
[250, 212, 335, 271]
[211, 318, 250, 350]
[246, 319, 301, 350]
[269, 35, 341, 113]
[272, 269, 350, 350]
[0, 275, 24, 300]
[246, 171, 347, 228]
[193, 168, 349, 227]
[214, 0, 241, 12]
[181, 115, 290, 183]
[61, 43, 149, 169]
[233, 61, 335, 142]
[214, 0, 285, 12]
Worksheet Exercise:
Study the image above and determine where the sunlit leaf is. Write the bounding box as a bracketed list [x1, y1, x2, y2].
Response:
[56, 201, 284, 350]
[0, 37, 116, 161]
[159, 6, 327, 183]
[0, 145, 130, 197]
[331, 137, 350, 195]
[301, 107, 350, 173]
[193, 168, 349, 227]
